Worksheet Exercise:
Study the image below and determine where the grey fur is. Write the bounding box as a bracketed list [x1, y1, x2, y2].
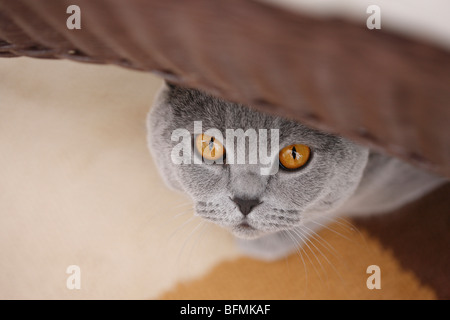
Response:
[147, 83, 446, 260]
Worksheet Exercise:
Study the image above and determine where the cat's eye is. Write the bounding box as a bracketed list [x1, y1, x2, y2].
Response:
[279, 144, 311, 170]
[195, 134, 226, 161]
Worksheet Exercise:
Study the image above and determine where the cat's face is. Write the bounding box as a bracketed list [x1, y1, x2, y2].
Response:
[148, 84, 369, 239]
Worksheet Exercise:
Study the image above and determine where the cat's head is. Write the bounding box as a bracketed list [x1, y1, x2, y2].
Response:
[147, 83, 369, 239]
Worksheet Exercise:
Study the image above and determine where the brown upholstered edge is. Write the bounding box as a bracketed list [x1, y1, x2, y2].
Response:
[1, 0, 449, 178]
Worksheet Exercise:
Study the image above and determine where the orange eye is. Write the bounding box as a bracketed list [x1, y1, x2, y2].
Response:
[195, 134, 225, 161]
[279, 144, 311, 170]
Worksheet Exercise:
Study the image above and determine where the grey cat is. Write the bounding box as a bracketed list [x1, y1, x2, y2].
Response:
[147, 83, 446, 261]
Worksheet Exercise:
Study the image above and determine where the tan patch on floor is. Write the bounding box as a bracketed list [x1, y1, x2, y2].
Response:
[160, 223, 436, 300]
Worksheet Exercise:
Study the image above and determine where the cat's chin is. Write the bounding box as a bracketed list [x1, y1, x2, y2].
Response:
[230, 222, 265, 240]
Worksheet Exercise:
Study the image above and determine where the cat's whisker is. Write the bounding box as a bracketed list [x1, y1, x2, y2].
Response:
[290, 228, 328, 285]
[319, 216, 359, 235]
[301, 225, 352, 277]
[192, 223, 212, 256]
[286, 229, 322, 287]
[150, 206, 194, 232]
[301, 225, 343, 262]
[171, 201, 194, 210]
[185, 222, 212, 273]
[166, 215, 198, 243]
[331, 216, 369, 248]
[314, 216, 367, 249]
[309, 220, 355, 243]
[332, 216, 356, 229]
[171, 208, 195, 220]
[282, 231, 307, 273]
[282, 230, 308, 295]
[175, 220, 206, 270]
[297, 235, 326, 288]
[297, 227, 345, 285]
[147, 209, 193, 240]
[281, 241, 291, 278]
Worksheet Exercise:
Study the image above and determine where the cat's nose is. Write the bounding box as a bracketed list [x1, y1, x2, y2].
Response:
[232, 197, 261, 216]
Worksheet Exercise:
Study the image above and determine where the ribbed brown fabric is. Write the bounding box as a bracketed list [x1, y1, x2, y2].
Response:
[0, 0, 449, 178]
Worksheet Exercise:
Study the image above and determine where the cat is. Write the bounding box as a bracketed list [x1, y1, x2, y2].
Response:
[147, 82, 446, 261]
